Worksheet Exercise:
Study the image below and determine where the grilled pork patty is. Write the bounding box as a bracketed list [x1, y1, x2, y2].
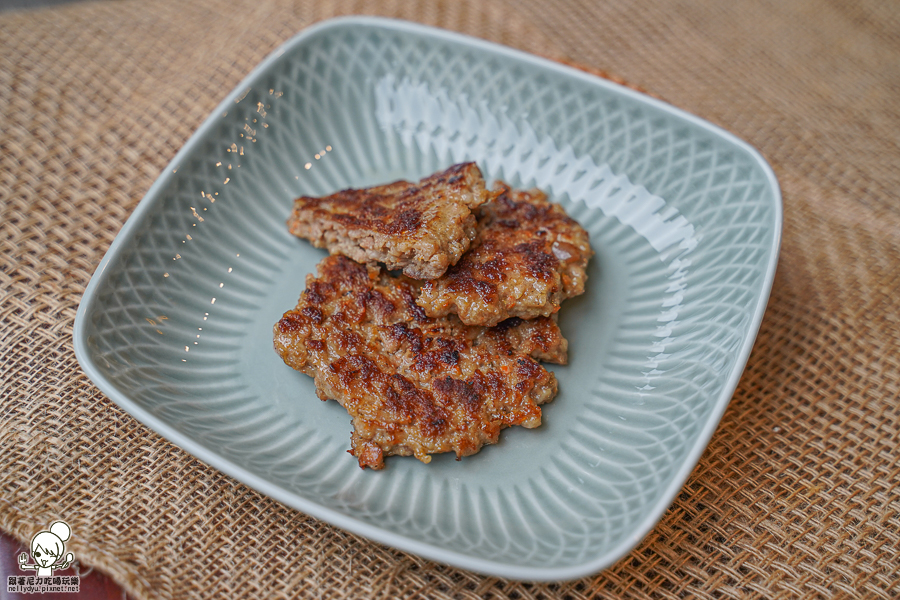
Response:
[416, 185, 593, 326]
[287, 162, 497, 280]
[273, 256, 566, 470]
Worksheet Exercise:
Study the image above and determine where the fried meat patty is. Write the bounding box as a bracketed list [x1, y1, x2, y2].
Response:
[416, 185, 593, 326]
[273, 256, 566, 470]
[287, 162, 496, 280]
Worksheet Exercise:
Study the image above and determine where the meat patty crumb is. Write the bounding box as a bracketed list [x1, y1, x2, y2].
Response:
[287, 162, 497, 280]
[416, 184, 593, 326]
[273, 256, 566, 470]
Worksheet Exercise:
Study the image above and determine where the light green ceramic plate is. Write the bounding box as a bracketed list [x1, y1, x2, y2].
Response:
[74, 17, 781, 581]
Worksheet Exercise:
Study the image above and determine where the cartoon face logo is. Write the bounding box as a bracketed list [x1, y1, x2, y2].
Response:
[18, 521, 75, 577]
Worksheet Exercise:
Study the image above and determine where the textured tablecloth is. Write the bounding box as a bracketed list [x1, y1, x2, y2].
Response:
[2, 0, 898, 598]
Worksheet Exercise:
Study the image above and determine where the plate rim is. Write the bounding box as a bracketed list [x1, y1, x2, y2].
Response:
[73, 15, 783, 581]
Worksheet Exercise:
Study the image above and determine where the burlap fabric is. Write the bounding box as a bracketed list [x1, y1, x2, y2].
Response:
[2, 0, 898, 597]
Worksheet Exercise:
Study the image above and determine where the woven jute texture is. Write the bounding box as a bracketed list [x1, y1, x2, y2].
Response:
[2, 0, 899, 597]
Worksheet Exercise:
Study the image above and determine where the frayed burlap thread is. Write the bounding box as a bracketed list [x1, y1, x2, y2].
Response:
[2, 0, 899, 598]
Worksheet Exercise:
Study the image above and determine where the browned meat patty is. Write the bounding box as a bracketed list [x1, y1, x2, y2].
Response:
[287, 162, 497, 280]
[416, 184, 593, 326]
[273, 256, 566, 470]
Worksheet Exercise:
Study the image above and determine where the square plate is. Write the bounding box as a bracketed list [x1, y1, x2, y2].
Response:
[74, 17, 781, 581]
